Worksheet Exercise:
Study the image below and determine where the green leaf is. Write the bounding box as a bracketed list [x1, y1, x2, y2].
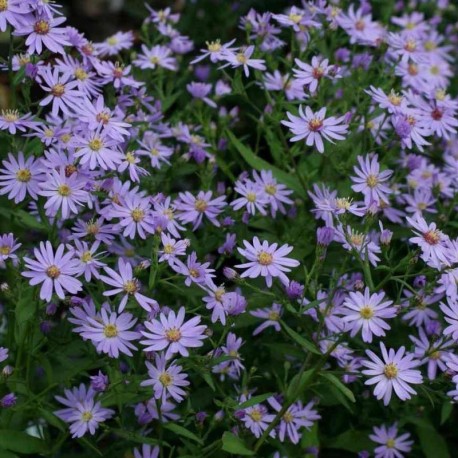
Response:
[0, 431, 46, 454]
[221, 432, 254, 456]
[413, 420, 450, 458]
[163, 423, 203, 445]
[327, 430, 373, 452]
[286, 369, 314, 401]
[237, 393, 273, 409]
[111, 429, 163, 446]
[320, 373, 355, 403]
[281, 321, 320, 354]
[0, 449, 19, 458]
[226, 130, 306, 198]
[441, 402, 453, 425]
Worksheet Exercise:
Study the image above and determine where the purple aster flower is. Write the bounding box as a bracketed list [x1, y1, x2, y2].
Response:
[191, 38, 236, 64]
[133, 444, 160, 458]
[90, 371, 109, 392]
[107, 193, 156, 239]
[99, 258, 158, 312]
[186, 82, 216, 108]
[402, 291, 438, 327]
[222, 45, 266, 77]
[0, 109, 34, 134]
[95, 31, 134, 57]
[365, 87, 407, 114]
[175, 191, 226, 230]
[14, 14, 70, 55]
[0, 347, 8, 363]
[268, 398, 320, 444]
[37, 67, 82, 116]
[285, 280, 304, 299]
[80, 307, 140, 358]
[95, 61, 142, 90]
[72, 129, 123, 171]
[252, 170, 293, 217]
[409, 327, 451, 380]
[236, 237, 300, 287]
[282, 106, 348, 154]
[212, 332, 244, 380]
[133, 44, 177, 71]
[22, 241, 82, 302]
[362, 342, 423, 405]
[68, 240, 105, 282]
[250, 303, 282, 336]
[406, 215, 450, 268]
[141, 353, 190, 403]
[54, 384, 114, 438]
[293, 56, 336, 93]
[141, 307, 207, 359]
[38, 168, 89, 220]
[241, 403, 275, 438]
[173, 251, 215, 287]
[369, 423, 413, 458]
[351, 155, 393, 206]
[231, 179, 269, 216]
[0, 151, 43, 203]
[0, 233, 21, 266]
[0, 393, 16, 408]
[137, 134, 174, 169]
[0, 0, 31, 31]
[70, 217, 116, 245]
[218, 233, 236, 255]
[201, 283, 240, 325]
[317, 227, 335, 247]
[342, 288, 397, 343]
[158, 233, 189, 265]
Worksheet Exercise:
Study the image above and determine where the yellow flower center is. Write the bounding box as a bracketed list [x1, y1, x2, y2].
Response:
[81, 411, 93, 422]
[288, 12, 302, 23]
[265, 184, 277, 195]
[388, 91, 402, 106]
[386, 438, 396, 448]
[366, 174, 378, 188]
[159, 372, 173, 387]
[355, 19, 365, 31]
[96, 112, 111, 124]
[236, 53, 248, 64]
[46, 265, 61, 279]
[408, 63, 418, 76]
[163, 244, 174, 254]
[349, 232, 364, 247]
[2, 109, 18, 122]
[51, 83, 65, 97]
[430, 350, 441, 360]
[258, 251, 273, 266]
[383, 363, 398, 379]
[206, 40, 221, 52]
[81, 251, 92, 263]
[404, 39, 417, 52]
[149, 56, 160, 64]
[249, 408, 263, 422]
[283, 411, 294, 423]
[246, 192, 257, 203]
[57, 184, 71, 196]
[359, 306, 374, 319]
[86, 222, 99, 235]
[0, 246, 11, 255]
[336, 197, 351, 210]
[214, 287, 225, 302]
[88, 138, 103, 151]
[107, 36, 118, 46]
[166, 328, 181, 342]
[131, 208, 145, 222]
[268, 311, 280, 321]
[103, 323, 118, 338]
[423, 230, 440, 245]
[430, 65, 440, 75]
[125, 152, 136, 164]
[424, 40, 436, 51]
[61, 133, 72, 144]
[16, 168, 31, 183]
[194, 199, 208, 212]
[309, 118, 323, 131]
[0, 0, 7, 12]
[435, 90, 446, 101]
[34, 20, 50, 34]
[74, 68, 88, 80]
[123, 280, 138, 294]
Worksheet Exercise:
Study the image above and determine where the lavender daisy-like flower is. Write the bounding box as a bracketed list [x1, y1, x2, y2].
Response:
[0, 233, 21, 266]
[175, 191, 226, 230]
[141, 353, 190, 403]
[0, 152, 42, 203]
[22, 241, 82, 302]
[99, 258, 157, 312]
[341, 288, 397, 343]
[54, 384, 114, 438]
[268, 398, 320, 444]
[14, 14, 70, 55]
[369, 423, 413, 458]
[69, 240, 105, 282]
[406, 215, 450, 268]
[0, 109, 34, 134]
[362, 342, 423, 406]
[140, 307, 207, 360]
[236, 237, 300, 287]
[241, 403, 275, 439]
[250, 303, 282, 336]
[223, 45, 266, 77]
[351, 154, 393, 205]
[80, 307, 140, 358]
[39, 168, 89, 220]
[282, 106, 348, 154]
